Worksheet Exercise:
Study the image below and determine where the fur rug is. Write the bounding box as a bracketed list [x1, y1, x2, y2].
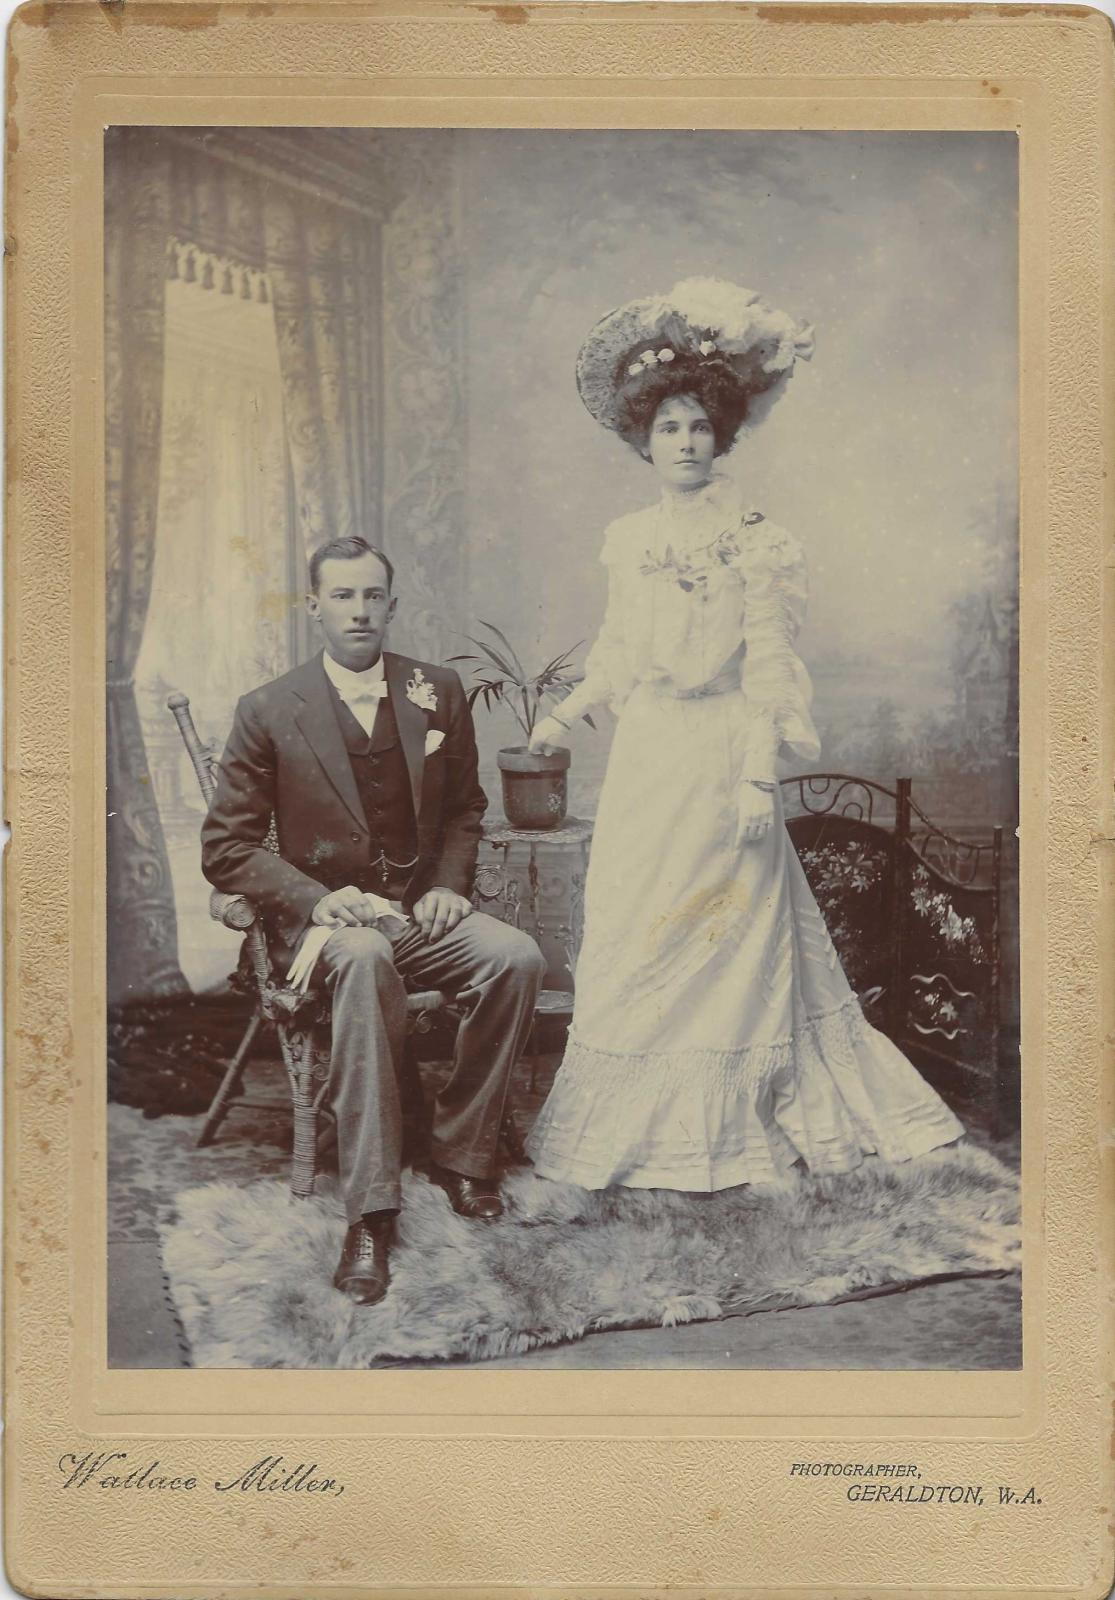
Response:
[160, 1142, 1020, 1368]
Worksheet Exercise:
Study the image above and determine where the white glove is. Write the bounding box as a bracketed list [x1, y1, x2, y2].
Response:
[736, 781, 776, 845]
[286, 925, 335, 993]
[529, 714, 573, 755]
[288, 896, 408, 992]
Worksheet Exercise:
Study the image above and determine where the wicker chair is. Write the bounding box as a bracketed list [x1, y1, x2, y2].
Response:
[167, 691, 525, 1197]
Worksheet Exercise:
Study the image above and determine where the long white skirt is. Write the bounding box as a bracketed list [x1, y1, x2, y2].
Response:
[526, 681, 964, 1191]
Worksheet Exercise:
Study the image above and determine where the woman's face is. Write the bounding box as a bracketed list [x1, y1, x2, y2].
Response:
[646, 393, 717, 491]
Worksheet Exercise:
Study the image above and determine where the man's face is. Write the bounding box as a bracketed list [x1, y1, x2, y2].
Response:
[308, 552, 396, 671]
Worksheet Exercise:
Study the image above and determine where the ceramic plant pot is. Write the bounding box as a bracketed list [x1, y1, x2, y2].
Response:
[497, 745, 571, 830]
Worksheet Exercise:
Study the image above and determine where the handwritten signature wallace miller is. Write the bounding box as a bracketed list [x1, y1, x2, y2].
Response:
[58, 1451, 345, 1496]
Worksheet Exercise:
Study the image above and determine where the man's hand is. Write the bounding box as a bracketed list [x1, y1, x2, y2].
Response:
[312, 886, 381, 928]
[413, 887, 473, 942]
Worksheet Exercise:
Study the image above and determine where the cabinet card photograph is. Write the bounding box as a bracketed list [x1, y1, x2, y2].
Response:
[105, 125, 1021, 1372]
[6, 5, 1113, 1597]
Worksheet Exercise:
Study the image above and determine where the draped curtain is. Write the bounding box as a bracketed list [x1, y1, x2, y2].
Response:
[105, 127, 388, 1004]
[105, 131, 183, 1002]
[264, 187, 380, 553]
[136, 268, 292, 994]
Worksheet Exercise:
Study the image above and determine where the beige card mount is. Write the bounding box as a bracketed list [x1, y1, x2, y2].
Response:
[4, 3, 1114, 1597]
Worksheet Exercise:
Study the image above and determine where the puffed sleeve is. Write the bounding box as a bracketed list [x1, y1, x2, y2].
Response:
[734, 517, 821, 780]
[554, 519, 636, 724]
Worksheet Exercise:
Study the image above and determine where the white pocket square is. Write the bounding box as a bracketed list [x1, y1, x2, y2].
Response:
[425, 729, 445, 756]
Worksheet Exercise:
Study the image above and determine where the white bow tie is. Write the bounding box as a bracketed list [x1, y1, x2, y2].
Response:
[341, 680, 388, 705]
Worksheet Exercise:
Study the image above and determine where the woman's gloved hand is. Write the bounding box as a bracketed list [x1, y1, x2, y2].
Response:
[528, 714, 572, 755]
[736, 780, 776, 844]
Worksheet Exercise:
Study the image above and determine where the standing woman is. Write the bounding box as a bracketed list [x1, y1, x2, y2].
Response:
[526, 277, 963, 1191]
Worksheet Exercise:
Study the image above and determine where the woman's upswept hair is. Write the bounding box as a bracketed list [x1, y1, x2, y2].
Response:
[613, 352, 752, 460]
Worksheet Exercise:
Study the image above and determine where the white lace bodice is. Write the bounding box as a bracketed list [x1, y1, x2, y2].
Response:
[559, 472, 821, 779]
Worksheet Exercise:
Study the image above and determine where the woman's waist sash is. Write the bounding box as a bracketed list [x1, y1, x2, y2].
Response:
[666, 663, 741, 701]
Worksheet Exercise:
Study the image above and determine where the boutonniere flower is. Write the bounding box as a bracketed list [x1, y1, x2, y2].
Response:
[424, 729, 445, 757]
[406, 668, 438, 713]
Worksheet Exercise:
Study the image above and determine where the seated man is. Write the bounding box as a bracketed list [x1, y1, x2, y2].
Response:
[202, 536, 545, 1306]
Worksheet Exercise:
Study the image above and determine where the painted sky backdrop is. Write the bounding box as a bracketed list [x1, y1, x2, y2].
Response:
[457, 130, 1018, 809]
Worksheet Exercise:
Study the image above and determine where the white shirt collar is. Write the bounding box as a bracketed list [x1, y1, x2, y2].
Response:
[322, 650, 386, 696]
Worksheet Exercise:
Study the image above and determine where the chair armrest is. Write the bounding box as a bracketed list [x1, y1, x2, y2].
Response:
[406, 989, 449, 1014]
[209, 889, 257, 931]
[405, 988, 454, 1035]
[267, 983, 321, 1020]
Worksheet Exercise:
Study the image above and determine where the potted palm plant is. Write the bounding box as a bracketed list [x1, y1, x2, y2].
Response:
[449, 622, 593, 830]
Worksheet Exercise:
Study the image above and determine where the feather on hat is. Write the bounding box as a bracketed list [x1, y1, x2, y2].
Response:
[575, 276, 814, 434]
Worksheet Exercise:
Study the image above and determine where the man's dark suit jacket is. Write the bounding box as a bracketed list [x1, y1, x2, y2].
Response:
[201, 650, 488, 965]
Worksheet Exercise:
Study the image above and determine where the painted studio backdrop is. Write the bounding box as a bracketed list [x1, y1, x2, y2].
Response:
[106, 127, 1019, 1105]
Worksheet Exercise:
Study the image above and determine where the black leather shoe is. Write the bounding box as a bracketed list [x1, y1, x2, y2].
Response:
[428, 1163, 503, 1221]
[333, 1215, 393, 1306]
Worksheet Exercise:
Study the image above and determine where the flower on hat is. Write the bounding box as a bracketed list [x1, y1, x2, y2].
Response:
[793, 323, 816, 361]
[764, 335, 794, 374]
[666, 277, 761, 344]
[575, 277, 815, 437]
[627, 349, 670, 376]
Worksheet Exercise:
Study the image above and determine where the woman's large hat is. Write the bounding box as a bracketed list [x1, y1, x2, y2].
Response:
[575, 276, 815, 434]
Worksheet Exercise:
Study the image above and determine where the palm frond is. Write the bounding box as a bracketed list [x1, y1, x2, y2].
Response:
[537, 642, 585, 679]
[536, 668, 579, 692]
[477, 620, 528, 680]
[535, 653, 570, 682]
[483, 684, 512, 716]
[452, 622, 593, 740]
[462, 633, 521, 680]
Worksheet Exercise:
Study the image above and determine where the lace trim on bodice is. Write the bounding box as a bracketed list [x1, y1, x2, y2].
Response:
[559, 473, 821, 774]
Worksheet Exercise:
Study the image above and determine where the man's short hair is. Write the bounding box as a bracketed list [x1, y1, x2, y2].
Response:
[308, 536, 395, 594]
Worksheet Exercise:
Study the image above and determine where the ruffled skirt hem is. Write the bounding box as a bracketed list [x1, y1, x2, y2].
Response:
[525, 1000, 966, 1193]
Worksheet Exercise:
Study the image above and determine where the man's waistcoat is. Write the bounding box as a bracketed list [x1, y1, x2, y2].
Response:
[326, 682, 418, 902]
